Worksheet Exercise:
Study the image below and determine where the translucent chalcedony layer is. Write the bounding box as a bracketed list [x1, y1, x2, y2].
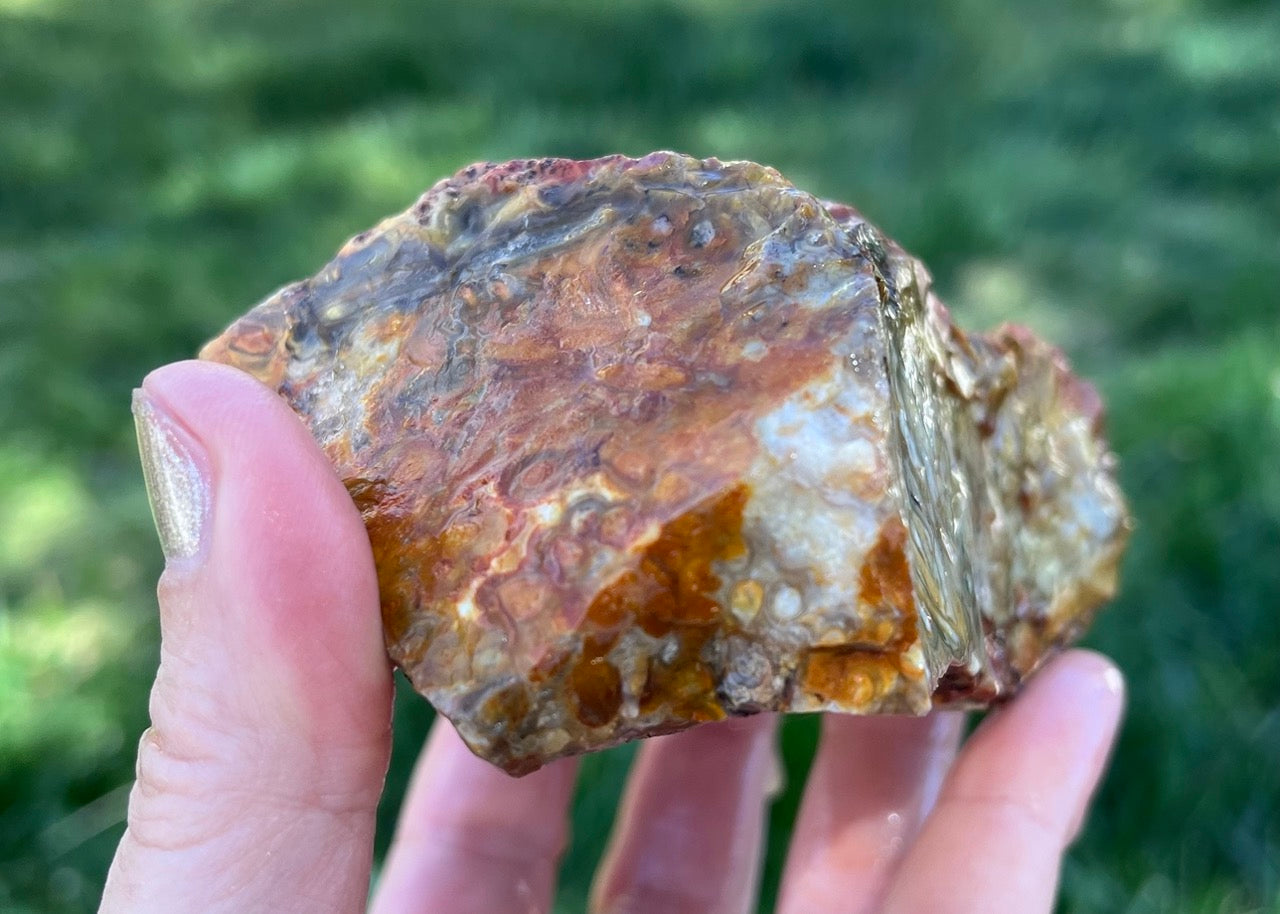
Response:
[201, 153, 1130, 774]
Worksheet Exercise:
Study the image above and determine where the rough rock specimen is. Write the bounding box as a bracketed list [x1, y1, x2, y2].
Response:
[201, 153, 1130, 775]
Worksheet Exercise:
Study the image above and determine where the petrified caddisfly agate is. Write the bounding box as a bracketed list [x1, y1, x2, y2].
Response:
[201, 153, 1130, 774]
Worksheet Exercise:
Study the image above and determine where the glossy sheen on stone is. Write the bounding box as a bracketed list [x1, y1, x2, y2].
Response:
[201, 153, 1130, 775]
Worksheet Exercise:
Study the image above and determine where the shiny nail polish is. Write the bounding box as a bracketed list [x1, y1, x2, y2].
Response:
[132, 389, 210, 561]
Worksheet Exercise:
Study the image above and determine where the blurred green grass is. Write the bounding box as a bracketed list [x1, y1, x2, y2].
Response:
[1, 0, 1277, 910]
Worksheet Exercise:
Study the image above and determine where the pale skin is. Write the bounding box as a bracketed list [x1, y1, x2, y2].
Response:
[102, 361, 1125, 914]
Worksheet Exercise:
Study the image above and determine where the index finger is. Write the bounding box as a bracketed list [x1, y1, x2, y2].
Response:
[369, 720, 579, 914]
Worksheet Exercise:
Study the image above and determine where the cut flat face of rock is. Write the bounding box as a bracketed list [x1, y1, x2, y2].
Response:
[201, 153, 1130, 775]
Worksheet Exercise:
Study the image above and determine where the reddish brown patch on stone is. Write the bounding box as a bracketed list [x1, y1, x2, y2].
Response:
[200, 312, 289, 388]
[346, 478, 420, 647]
[579, 485, 750, 724]
[859, 516, 916, 615]
[480, 682, 532, 728]
[799, 515, 925, 704]
[568, 655, 623, 727]
[801, 647, 901, 707]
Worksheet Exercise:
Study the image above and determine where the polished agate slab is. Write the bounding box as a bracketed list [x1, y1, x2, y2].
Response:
[201, 153, 1130, 774]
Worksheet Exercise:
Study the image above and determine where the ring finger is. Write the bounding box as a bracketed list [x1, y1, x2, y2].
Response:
[776, 712, 964, 914]
[589, 714, 780, 914]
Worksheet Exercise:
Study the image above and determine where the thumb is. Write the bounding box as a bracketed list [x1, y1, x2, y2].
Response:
[101, 361, 393, 913]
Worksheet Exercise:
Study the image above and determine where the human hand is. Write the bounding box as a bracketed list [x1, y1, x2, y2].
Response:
[101, 360, 1124, 914]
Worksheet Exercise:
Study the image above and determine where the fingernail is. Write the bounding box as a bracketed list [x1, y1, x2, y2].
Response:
[1061, 656, 1125, 843]
[133, 389, 211, 561]
[1100, 664, 1125, 697]
[762, 736, 786, 801]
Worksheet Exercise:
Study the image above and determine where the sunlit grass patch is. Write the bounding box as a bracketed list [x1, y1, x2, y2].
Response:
[0, 450, 91, 578]
[2, 0, 1278, 910]
[0, 598, 139, 763]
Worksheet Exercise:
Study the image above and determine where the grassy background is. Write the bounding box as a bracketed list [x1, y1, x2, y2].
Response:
[2, 0, 1278, 910]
